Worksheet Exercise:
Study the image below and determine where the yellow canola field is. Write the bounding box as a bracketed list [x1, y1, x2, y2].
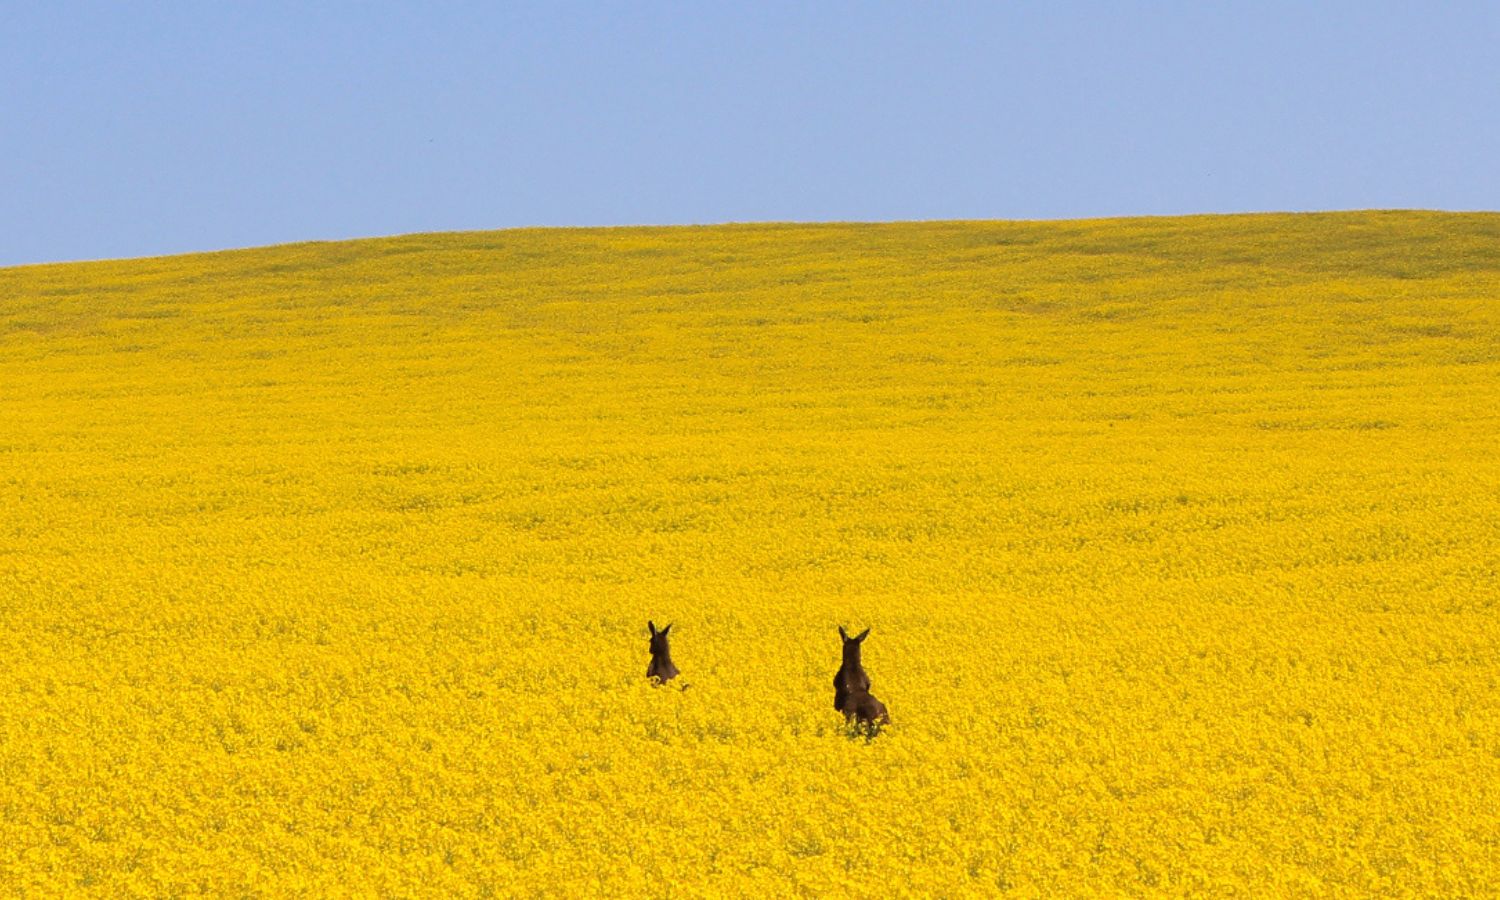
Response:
[2, 212, 1498, 896]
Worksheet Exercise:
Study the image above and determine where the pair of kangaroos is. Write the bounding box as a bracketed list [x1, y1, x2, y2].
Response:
[646, 621, 890, 728]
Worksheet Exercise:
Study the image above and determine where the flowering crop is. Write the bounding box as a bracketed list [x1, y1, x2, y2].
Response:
[1, 212, 1498, 895]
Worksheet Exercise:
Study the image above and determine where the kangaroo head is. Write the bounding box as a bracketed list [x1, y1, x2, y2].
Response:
[838, 625, 870, 663]
[648, 620, 673, 657]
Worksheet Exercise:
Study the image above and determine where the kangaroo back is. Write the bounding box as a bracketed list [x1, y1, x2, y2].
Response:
[646, 621, 679, 685]
[833, 625, 887, 726]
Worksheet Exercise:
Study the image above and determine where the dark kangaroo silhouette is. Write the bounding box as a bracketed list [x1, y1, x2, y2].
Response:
[646, 621, 679, 685]
[834, 625, 889, 727]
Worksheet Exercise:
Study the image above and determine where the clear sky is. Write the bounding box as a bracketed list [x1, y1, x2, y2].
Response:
[3, 1, 1497, 266]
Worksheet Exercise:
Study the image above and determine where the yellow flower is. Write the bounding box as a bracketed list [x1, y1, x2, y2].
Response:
[1, 211, 1496, 894]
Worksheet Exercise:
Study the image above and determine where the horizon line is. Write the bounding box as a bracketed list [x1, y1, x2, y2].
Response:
[5, 206, 1495, 272]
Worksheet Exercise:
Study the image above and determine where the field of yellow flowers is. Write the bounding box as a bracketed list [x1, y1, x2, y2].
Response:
[2, 211, 1498, 895]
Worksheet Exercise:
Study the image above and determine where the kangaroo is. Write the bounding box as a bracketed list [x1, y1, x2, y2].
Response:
[646, 621, 679, 685]
[834, 625, 889, 727]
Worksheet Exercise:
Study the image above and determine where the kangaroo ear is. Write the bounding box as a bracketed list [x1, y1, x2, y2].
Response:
[661, 623, 673, 635]
[838, 625, 849, 641]
[648, 621, 657, 635]
[855, 627, 870, 642]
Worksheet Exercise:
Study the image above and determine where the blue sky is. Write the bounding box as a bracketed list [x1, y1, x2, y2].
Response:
[3, 2, 1497, 266]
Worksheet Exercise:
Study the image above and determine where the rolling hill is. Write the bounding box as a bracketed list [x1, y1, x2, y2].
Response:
[2, 211, 1497, 894]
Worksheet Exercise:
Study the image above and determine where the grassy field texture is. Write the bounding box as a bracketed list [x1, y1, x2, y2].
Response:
[2, 212, 1499, 895]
